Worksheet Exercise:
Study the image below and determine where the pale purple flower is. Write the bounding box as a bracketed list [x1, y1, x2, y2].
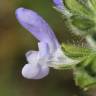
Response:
[15, 7, 75, 79]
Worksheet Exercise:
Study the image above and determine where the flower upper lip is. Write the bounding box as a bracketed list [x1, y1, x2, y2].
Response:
[15, 7, 59, 49]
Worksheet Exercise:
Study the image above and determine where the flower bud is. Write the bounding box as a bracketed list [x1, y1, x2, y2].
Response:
[53, 0, 96, 36]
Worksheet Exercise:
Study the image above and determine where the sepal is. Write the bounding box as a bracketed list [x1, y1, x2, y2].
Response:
[74, 53, 96, 89]
[62, 43, 92, 59]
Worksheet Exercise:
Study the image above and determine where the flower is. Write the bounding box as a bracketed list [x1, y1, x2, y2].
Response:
[15, 7, 76, 79]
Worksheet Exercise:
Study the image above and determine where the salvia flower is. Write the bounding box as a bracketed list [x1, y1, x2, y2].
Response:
[15, 7, 77, 79]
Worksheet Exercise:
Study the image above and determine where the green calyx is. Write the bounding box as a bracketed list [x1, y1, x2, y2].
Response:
[57, 0, 96, 36]
[53, 0, 96, 90]
[62, 43, 92, 59]
[61, 43, 96, 89]
[74, 53, 96, 90]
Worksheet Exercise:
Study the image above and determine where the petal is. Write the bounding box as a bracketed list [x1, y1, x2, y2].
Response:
[25, 51, 39, 64]
[15, 7, 60, 50]
[22, 64, 40, 79]
[22, 63, 49, 79]
[38, 42, 50, 57]
[32, 64, 49, 79]
[25, 42, 50, 64]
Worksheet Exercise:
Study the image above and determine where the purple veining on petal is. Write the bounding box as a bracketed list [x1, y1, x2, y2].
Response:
[15, 7, 60, 51]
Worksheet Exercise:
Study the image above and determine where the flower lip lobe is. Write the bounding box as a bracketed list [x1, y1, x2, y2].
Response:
[22, 63, 49, 79]
[22, 64, 40, 79]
